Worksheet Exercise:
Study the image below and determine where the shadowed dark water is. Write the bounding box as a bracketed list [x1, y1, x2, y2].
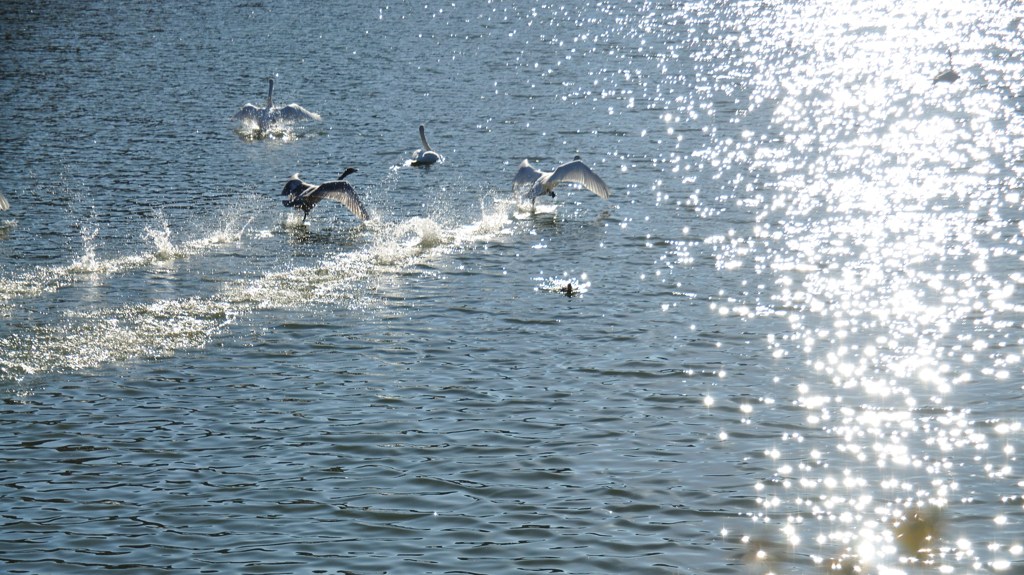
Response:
[2, 1, 1023, 573]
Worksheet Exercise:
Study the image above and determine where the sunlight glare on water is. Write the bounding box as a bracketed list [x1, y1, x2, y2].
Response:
[1, 0, 1023, 573]
[697, 0, 1024, 572]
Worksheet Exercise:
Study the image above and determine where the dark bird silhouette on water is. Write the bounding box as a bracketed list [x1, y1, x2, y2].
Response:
[933, 50, 959, 84]
[281, 168, 370, 223]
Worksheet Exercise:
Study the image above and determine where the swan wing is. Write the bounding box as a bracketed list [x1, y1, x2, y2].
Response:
[548, 159, 610, 199]
[311, 181, 369, 221]
[0, 193, 9, 211]
[281, 177, 316, 208]
[513, 159, 544, 194]
[281, 176, 312, 197]
[278, 104, 321, 122]
[232, 104, 261, 122]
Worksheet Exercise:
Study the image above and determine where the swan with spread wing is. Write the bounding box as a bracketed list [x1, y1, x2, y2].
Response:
[234, 77, 321, 131]
[512, 156, 610, 206]
[281, 168, 369, 223]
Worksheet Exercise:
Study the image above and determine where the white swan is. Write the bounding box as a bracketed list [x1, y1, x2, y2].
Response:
[0, 193, 8, 211]
[513, 156, 610, 205]
[411, 124, 443, 167]
[234, 77, 322, 131]
[281, 168, 369, 223]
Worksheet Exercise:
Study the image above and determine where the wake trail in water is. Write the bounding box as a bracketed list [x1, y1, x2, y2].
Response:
[0, 197, 517, 381]
[0, 212, 255, 308]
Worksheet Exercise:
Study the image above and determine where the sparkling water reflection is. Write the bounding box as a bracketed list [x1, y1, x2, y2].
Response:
[717, 1, 1024, 572]
[1, 0, 1023, 573]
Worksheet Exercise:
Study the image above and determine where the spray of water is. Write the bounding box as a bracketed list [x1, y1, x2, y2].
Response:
[0, 194, 519, 379]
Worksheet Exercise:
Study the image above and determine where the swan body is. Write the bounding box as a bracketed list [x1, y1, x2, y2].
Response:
[513, 156, 610, 204]
[234, 78, 321, 131]
[933, 69, 959, 84]
[0, 193, 8, 211]
[281, 168, 369, 223]
[411, 124, 443, 166]
[933, 50, 959, 84]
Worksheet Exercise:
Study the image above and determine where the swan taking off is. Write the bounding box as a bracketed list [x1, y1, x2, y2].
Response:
[513, 156, 610, 205]
[411, 124, 443, 167]
[234, 77, 321, 131]
[281, 168, 370, 223]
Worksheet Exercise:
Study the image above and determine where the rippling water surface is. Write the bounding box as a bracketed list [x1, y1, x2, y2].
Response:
[2, 1, 1023, 573]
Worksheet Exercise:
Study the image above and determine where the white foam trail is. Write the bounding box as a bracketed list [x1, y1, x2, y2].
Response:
[514, 202, 558, 219]
[459, 197, 518, 239]
[0, 198, 517, 379]
[234, 198, 515, 309]
[233, 121, 298, 142]
[0, 298, 236, 378]
[0, 214, 253, 306]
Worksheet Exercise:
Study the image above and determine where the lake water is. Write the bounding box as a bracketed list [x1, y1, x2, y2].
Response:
[2, 1, 1023, 573]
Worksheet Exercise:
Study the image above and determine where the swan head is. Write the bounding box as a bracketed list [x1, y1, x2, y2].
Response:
[338, 167, 358, 180]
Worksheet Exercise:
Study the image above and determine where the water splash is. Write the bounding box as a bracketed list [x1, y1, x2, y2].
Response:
[535, 272, 590, 297]
[0, 212, 251, 307]
[0, 194, 521, 380]
[69, 224, 101, 273]
[233, 120, 297, 142]
[0, 218, 17, 241]
[144, 215, 175, 261]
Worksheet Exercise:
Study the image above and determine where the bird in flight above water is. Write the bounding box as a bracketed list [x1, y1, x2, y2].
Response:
[512, 156, 610, 206]
[234, 77, 321, 132]
[281, 168, 370, 223]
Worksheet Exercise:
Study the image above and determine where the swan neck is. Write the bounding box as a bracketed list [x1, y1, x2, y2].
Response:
[419, 125, 432, 151]
[266, 79, 275, 108]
